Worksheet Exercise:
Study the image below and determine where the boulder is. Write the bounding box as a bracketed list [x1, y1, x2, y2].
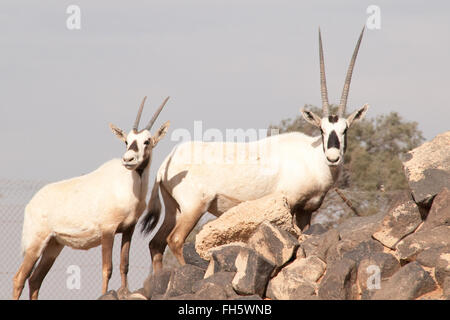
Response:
[402, 131, 450, 208]
[204, 243, 247, 278]
[443, 277, 450, 300]
[416, 246, 450, 268]
[435, 252, 450, 287]
[248, 222, 299, 273]
[372, 192, 422, 249]
[97, 290, 119, 300]
[266, 256, 324, 300]
[307, 229, 340, 262]
[371, 262, 437, 300]
[336, 211, 385, 243]
[421, 188, 450, 231]
[357, 252, 401, 293]
[396, 225, 450, 261]
[142, 269, 173, 299]
[183, 242, 209, 270]
[195, 193, 298, 260]
[192, 271, 237, 299]
[164, 264, 205, 298]
[126, 292, 147, 300]
[318, 258, 358, 300]
[303, 223, 327, 236]
[194, 282, 228, 300]
[232, 295, 263, 300]
[231, 248, 275, 297]
[342, 239, 384, 264]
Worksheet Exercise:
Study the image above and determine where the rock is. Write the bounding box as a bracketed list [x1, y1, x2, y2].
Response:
[167, 293, 198, 300]
[195, 193, 298, 260]
[402, 131, 450, 208]
[165, 264, 206, 298]
[232, 295, 263, 300]
[126, 292, 147, 300]
[372, 192, 422, 249]
[142, 269, 173, 299]
[266, 256, 324, 300]
[231, 248, 275, 297]
[303, 224, 327, 236]
[204, 243, 247, 278]
[421, 188, 450, 231]
[183, 242, 209, 270]
[336, 211, 385, 243]
[371, 262, 437, 300]
[311, 229, 340, 261]
[357, 252, 401, 293]
[194, 282, 228, 300]
[318, 258, 358, 300]
[248, 222, 299, 273]
[192, 271, 237, 299]
[342, 239, 384, 265]
[98, 290, 119, 300]
[443, 277, 450, 299]
[396, 225, 450, 261]
[435, 252, 450, 286]
[416, 246, 450, 268]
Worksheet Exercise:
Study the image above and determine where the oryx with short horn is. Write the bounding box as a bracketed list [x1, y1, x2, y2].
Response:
[141, 28, 369, 272]
[13, 96, 170, 299]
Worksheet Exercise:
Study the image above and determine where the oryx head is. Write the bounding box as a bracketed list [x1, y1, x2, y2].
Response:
[109, 96, 170, 172]
[302, 27, 369, 166]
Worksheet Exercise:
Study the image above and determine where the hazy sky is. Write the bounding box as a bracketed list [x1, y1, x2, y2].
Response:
[1, 0, 449, 182]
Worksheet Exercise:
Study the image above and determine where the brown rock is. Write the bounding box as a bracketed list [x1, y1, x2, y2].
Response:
[248, 222, 299, 273]
[372, 193, 422, 249]
[204, 243, 247, 278]
[416, 246, 450, 268]
[357, 252, 401, 293]
[371, 262, 436, 300]
[231, 248, 275, 297]
[195, 193, 298, 260]
[402, 131, 450, 208]
[435, 251, 450, 287]
[396, 225, 450, 261]
[421, 188, 450, 231]
[97, 290, 118, 300]
[142, 269, 173, 299]
[165, 264, 205, 298]
[318, 258, 358, 300]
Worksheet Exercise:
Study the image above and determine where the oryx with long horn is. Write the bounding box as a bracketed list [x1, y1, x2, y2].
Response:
[141, 28, 369, 272]
[13, 96, 171, 299]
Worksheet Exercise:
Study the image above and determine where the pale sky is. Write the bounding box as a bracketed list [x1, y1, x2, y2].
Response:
[1, 0, 449, 181]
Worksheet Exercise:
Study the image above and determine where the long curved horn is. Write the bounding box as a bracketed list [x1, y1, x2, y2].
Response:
[133, 96, 147, 131]
[145, 96, 170, 131]
[319, 28, 329, 117]
[338, 26, 365, 116]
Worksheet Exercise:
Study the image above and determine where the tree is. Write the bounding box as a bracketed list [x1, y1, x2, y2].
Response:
[268, 105, 424, 192]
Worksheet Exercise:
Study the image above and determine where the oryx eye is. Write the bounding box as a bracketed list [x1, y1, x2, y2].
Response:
[125, 141, 128, 146]
[144, 140, 150, 145]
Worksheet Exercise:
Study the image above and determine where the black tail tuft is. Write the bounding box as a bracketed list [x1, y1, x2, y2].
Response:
[140, 179, 161, 236]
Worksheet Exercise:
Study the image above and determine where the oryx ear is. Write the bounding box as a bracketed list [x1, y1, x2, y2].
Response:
[109, 123, 127, 142]
[152, 121, 170, 147]
[301, 108, 322, 128]
[346, 104, 369, 127]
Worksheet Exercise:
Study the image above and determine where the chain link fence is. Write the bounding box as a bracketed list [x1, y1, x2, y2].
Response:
[1, 178, 397, 300]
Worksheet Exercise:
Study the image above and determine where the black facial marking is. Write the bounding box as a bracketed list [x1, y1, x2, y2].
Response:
[343, 126, 348, 153]
[128, 140, 138, 152]
[328, 115, 339, 123]
[327, 130, 340, 149]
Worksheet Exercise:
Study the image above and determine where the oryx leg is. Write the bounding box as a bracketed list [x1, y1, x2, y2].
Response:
[166, 202, 207, 265]
[149, 186, 177, 273]
[12, 235, 49, 300]
[28, 237, 63, 300]
[101, 231, 115, 295]
[117, 225, 135, 298]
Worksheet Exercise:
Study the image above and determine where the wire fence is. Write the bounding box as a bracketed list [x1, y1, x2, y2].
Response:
[0, 178, 397, 300]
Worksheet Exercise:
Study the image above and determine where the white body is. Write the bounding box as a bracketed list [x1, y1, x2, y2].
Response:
[157, 132, 340, 216]
[22, 158, 149, 256]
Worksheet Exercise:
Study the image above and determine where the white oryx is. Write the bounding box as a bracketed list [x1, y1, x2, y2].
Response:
[13, 96, 170, 300]
[141, 28, 369, 272]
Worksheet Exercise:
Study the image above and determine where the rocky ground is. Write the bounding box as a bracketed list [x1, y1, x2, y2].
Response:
[99, 131, 450, 300]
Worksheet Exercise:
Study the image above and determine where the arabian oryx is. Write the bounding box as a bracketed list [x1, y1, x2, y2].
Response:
[12, 96, 170, 299]
[141, 28, 369, 272]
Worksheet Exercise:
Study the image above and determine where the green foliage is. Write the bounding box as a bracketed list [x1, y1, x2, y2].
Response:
[269, 104, 424, 192]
